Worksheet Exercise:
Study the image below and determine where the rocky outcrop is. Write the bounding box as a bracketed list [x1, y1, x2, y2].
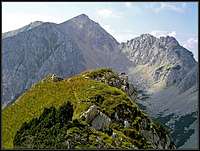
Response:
[79, 102, 175, 149]
[111, 103, 175, 149]
[80, 105, 111, 130]
[91, 112, 111, 130]
[83, 69, 137, 97]
[50, 74, 63, 82]
[141, 130, 175, 149]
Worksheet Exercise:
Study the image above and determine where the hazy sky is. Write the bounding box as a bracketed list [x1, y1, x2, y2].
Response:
[2, 2, 198, 61]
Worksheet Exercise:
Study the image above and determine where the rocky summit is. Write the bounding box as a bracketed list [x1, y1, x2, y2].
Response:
[120, 33, 197, 91]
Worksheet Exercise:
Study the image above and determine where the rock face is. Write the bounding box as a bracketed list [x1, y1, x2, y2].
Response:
[111, 103, 175, 149]
[177, 65, 198, 93]
[83, 69, 137, 97]
[2, 14, 131, 107]
[120, 34, 197, 91]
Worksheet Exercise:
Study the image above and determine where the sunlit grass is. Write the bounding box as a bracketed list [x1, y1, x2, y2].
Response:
[2, 69, 137, 148]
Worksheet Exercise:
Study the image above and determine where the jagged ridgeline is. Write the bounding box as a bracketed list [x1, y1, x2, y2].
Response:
[2, 68, 176, 149]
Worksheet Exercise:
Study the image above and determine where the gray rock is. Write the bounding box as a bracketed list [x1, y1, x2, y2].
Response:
[177, 65, 198, 93]
[124, 120, 130, 128]
[114, 112, 119, 121]
[80, 105, 111, 130]
[111, 132, 117, 139]
[91, 112, 111, 130]
[80, 105, 99, 123]
[141, 129, 171, 149]
[50, 74, 63, 82]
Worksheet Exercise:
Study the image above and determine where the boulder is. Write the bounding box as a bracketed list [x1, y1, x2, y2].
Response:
[80, 105, 99, 123]
[124, 120, 130, 128]
[112, 132, 117, 138]
[80, 105, 111, 130]
[51, 74, 63, 82]
[91, 112, 111, 130]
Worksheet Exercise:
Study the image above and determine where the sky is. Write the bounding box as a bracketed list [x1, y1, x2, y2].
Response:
[2, 2, 198, 61]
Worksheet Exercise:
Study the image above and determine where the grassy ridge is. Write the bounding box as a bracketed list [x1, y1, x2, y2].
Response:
[2, 70, 136, 148]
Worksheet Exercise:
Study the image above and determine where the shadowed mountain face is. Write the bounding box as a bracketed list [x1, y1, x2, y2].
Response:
[59, 14, 131, 71]
[2, 22, 87, 106]
[2, 14, 198, 149]
[2, 14, 131, 107]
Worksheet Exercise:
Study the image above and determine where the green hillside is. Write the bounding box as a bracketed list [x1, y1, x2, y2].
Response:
[2, 68, 175, 149]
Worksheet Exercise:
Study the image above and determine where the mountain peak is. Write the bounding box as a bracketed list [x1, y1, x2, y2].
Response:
[124, 33, 179, 48]
[139, 34, 179, 45]
[75, 13, 89, 19]
[159, 35, 179, 46]
[60, 13, 95, 27]
[140, 33, 155, 38]
[136, 33, 178, 43]
[70, 13, 91, 22]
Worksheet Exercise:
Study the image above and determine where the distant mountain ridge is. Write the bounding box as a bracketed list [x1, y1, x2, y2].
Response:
[119, 33, 197, 92]
[2, 21, 44, 39]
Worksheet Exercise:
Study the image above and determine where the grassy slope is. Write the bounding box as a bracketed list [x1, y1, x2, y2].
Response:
[2, 69, 137, 148]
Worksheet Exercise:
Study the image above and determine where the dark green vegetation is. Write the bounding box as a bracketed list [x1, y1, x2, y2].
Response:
[151, 117, 171, 139]
[2, 68, 174, 149]
[136, 102, 147, 111]
[14, 102, 88, 149]
[156, 113, 175, 125]
[12, 102, 141, 149]
[171, 112, 197, 148]
[13, 102, 151, 149]
[155, 111, 197, 148]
